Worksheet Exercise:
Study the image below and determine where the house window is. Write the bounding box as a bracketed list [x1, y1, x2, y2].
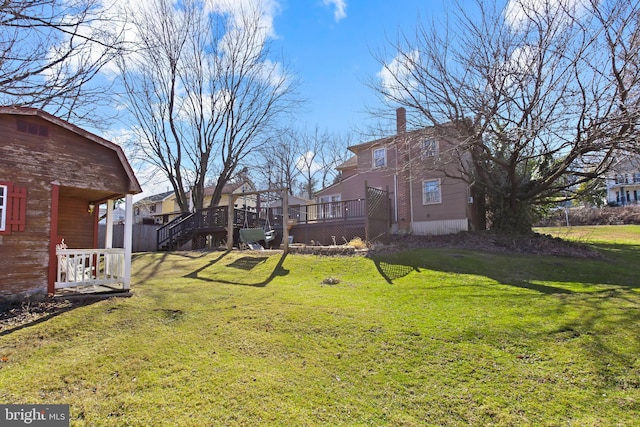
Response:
[319, 194, 341, 218]
[0, 181, 27, 234]
[422, 179, 441, 205]
[150, 204, 156, 213]
[373, 148, 386, 168]
[423, 138, 438, 157]
[634, 173, 640, 184]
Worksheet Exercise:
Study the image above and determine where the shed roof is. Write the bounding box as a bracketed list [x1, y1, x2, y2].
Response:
[0, 106, 142, 195]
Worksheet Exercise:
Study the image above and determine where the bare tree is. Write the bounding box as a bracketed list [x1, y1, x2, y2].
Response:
[257, 128, 303, 195]
[296, 127, 326, 200]
[118, 0, 298, 214]
[371, 0, 640, 233]
[317, 131, 352, 189]
[0, 0, 122, 124]
[293, 126, 352, 199]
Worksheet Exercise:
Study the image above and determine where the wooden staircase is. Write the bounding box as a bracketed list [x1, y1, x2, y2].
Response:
[157, 206, 272, 251]
[156, 212, 197, 251]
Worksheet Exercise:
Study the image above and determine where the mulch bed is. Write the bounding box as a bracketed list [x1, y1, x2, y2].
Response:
[368, 231, 603, 259]
[0, 297, 102, 334]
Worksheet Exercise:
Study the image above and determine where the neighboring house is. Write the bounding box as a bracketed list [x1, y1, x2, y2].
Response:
[187, 181, 258, 211]
[133, 190, 176, 224]
[0, 107, 141, 299]
[316, 108, 482, 236]
[605, 156, 640, 206]
[99, 205, 126, 224]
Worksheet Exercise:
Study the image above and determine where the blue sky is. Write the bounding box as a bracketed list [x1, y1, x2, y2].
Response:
[104, 0, 484, 199]
[268, 0, 449, 136]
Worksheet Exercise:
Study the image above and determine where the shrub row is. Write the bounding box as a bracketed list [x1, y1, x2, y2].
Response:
[536, 205, 640, 227]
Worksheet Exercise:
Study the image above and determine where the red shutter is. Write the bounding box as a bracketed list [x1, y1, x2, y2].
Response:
[1, 182, 27, 234]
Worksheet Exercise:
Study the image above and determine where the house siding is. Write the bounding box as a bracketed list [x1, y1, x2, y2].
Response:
[0, 112, 137, 298]
[411, 219, 469, 235]
[316, 111, 478, 237]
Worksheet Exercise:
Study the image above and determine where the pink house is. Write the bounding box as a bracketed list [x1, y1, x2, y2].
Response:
[316, 108, 483, 236]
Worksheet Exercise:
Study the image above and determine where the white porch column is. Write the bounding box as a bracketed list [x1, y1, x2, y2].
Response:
[123, 194, 133, 290]
[105, 199, 114, 249]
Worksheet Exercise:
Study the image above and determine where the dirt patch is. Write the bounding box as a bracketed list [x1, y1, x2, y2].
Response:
[0, 297, 97, 334]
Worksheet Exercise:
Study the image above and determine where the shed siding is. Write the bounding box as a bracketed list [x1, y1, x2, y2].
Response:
[57, 195, 96, 249]
[0, 113, 134, 298]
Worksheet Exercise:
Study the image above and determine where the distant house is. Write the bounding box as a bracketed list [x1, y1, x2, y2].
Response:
[0, 107, 142, 299]
[98, 205, 126, 224]
[191, 181, 258, 210]
[133, 190, 176, 224]
[135, 181, 262, 230]
[316, 108, 483, 235]
[605, 156, 640, 206]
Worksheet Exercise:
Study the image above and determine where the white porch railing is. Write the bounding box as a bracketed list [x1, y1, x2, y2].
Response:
[55, 248, 125, 290]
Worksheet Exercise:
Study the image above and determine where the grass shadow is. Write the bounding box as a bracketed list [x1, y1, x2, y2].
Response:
[184, 252, 289, 287]
[226, 256, 268, 271]
[133, 251, 172, 283]
[374, 261, 419, 283]
[369, 243, 639, 294]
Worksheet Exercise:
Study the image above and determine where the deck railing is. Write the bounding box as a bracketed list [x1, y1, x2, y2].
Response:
[55, 248, 125, 289]
[284, 199, 365, 224]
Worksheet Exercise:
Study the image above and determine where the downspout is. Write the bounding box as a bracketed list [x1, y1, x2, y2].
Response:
[408, 136, 414, 233]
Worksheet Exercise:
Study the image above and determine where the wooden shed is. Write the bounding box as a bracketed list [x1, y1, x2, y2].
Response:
[0, 107, 142, 300]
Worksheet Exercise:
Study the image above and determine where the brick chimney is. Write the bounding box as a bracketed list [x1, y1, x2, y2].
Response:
[395, 107, 411, 234]
[396, 107, 406, 135]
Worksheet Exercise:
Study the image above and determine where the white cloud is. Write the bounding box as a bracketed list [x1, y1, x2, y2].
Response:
[296, 151, 322, 174]
[377, 49, 420, 100]
[504, 0, 592, 30]
[323, 0, 347, 22]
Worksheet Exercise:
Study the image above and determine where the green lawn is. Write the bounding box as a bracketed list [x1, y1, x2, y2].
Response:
[1, 225, 639, 426]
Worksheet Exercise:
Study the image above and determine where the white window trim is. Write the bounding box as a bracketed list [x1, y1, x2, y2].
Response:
[0, 185, 9, 231]
[422, 179, 442, 205]
[373, 147, 386, 168]
[319, 194, 341, 203]
[0, 184, 7, 231]
[318, 194, 341, 218]
[423, 138, 439, 157]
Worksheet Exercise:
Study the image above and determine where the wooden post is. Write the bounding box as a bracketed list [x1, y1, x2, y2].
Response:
[123, 194, 133, 290]
[364, 180, 370, 242]
[282, 189, 289, 254]
[227, 195, 237, 251]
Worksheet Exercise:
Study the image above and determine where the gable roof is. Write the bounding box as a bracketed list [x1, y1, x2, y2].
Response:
[336, 155, 357, 171]
[0, 106, 142, 194]
[134, 190, 174, 205]
[201, 180, 255, 197]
